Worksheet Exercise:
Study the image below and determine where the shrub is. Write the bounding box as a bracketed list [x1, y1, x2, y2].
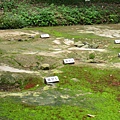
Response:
[89, 53, 95, 59]
[27, 11, 57, 26]
[0, 1, 120, 29]
[0, 0, 17, 12]
[0, 13, 27, 29]
[29, 0, 120, 5]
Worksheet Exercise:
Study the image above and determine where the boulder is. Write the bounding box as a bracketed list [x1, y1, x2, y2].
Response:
[82, 41, 89, 45]
[0, 73, 15, 84]
[81, 44, 89, 48]
[40, 64, 50, 70]
[76, 43, 85, 47]
[63, 39, 74, 45]
[90, 44, 99, 49]
[74, 41, 83, 47]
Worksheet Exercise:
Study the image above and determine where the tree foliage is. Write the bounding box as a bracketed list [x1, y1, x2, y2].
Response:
[0, 0, 120, 29]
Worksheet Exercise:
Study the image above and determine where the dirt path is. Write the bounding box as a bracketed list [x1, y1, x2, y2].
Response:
[0, 30, 39, 38]
[77, 25, 120, 38]
[0, 25, 120, 73]
[0, 64, 39, 73]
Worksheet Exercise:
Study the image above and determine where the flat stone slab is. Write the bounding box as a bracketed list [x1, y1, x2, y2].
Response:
[44, 76, 59, 84]
[63, 58, 75, 64]
[40, 34, 50, 38]
[114, 40, 120, 44]
[0, 64, 38, 73]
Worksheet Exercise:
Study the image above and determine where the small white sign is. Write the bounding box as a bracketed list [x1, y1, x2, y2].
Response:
[40, 34, 50, 38]
[63, 58, 75, 64]
[44, 76, 59, 84]
[118, 53, 120, 57]
[114, 40, 120, 44]
[85, 0, 90, 1]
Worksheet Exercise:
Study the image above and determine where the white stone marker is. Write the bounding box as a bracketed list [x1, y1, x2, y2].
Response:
[40, 34, 50, 38]
[63, 58, 75, 64]
[44, 76, 59, 84]
[114, 40, 120, 44]
[118, 53, 120, 57]
[85, 0, 90, 1]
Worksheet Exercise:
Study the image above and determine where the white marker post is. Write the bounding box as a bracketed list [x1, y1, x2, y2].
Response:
[114, 40, 120, 44]
[40, 34, 50, 38]
[63, 58, 75, 64]
[118, 53, 120, 57]
[44, 76, 59, 84]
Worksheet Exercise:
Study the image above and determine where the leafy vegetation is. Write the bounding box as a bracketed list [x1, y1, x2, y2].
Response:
[89, 53, 95, 59]
[0, 72, 43, 91]
[25, 0, 120, 5]
[0, 0, 120, 29]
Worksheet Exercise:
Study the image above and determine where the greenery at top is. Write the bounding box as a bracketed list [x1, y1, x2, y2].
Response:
[26, 0, 120, 5]
[0, 0, 120, 29]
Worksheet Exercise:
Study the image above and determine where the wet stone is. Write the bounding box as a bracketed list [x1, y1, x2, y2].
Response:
[63, 58, 75, 64]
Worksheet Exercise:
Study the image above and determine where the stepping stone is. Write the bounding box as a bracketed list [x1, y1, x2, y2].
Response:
[40, 34, 50, 38]
[63, 58, 75, 64]
[114, 40, 120, 44]
[44, 76, 59, 84]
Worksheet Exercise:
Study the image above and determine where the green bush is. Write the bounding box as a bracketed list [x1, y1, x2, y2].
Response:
[29, 0, 120, 5]
[0, 0, 17, 12]
[89, 53, 95, 59]
[0, 13, 27, 29]
[27, 11, 57, 26]
[0, 1, 120, 29]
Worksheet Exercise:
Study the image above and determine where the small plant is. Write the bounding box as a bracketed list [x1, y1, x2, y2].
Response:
[89, 53, 95, 59]
[24, 83, 36, 89]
